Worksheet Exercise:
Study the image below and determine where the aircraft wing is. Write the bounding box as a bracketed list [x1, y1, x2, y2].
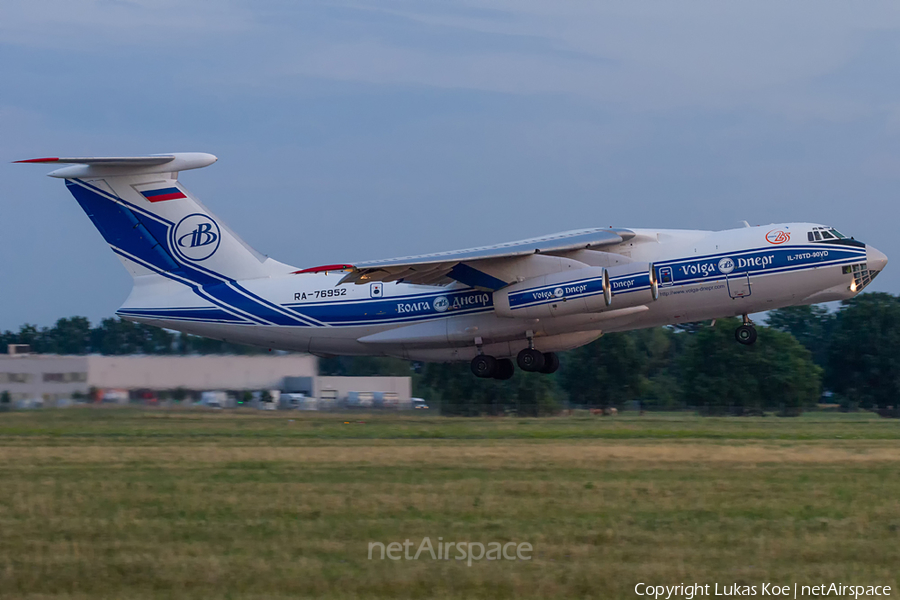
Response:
[335, 228, 634, 289]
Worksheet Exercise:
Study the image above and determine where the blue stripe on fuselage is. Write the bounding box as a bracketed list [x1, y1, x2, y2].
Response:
[68, 180, 865, 329]
[656, 245, 864, 287]
[286, 289, 494, 324]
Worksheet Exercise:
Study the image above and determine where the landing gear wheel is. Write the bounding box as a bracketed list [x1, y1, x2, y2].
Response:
[517, 348, 546, 372]
[492, 358, 515, 380]
[471, 355, 498, 378]
[539, 352, 559, 374]
[735, 324, 757, 345]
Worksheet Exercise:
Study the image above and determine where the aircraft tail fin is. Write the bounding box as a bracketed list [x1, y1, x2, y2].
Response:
[17, 153, 295, 284]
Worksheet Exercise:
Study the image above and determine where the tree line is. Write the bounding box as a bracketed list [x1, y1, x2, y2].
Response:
[4, 293, 899, 416]
[0, 317, 268, 356]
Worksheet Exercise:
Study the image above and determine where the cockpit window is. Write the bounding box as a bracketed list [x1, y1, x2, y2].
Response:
[809, 226, 863, 247]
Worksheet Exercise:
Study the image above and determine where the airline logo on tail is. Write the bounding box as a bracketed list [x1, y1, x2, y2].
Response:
[171, 214, 220, 262]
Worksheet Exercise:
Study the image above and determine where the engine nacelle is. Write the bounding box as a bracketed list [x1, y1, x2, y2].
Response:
[493, 263, 657, 319]
[494, 267, 609, 319]
[606, 262, 659, 305]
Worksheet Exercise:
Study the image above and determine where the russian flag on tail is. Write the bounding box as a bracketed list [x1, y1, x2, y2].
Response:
[141, 187, 187, 202]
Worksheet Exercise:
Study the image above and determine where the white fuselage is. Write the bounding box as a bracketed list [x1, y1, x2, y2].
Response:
[119, 223, 883, 362]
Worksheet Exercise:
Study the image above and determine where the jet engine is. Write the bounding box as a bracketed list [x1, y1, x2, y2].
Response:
[606, 261, 659, 304]
[493, 263, 657, 319]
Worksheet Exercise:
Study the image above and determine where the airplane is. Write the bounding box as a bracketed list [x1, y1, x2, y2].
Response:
[18, 153, 888, 379]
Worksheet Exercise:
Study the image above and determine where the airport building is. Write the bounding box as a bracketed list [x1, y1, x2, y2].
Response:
[284, 375, 412, 408]
[0, 348, 412, 409]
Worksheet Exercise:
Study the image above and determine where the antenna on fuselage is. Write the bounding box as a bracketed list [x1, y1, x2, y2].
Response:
[741, 220, 751, 228]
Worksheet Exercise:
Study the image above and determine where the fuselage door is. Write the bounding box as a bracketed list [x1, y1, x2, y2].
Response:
[727, 273, 751, 299]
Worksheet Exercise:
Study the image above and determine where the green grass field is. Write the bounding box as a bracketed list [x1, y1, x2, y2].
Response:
[0, 408, 898, 599]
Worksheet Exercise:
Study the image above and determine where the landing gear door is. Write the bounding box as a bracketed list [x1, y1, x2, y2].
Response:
[727, 273, 751, 299]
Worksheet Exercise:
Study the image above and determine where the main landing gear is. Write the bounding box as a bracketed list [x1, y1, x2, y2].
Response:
[734, 314, 757, 346]
[470, 333, 560, 379]
[471, 355, 516, 380]
[471, 351, 560, 379]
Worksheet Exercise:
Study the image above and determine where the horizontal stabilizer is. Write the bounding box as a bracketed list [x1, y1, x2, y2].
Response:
[15, 153, 217, 178]
[15, 156, 176, 166]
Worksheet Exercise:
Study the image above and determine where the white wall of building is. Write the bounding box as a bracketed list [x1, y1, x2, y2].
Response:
[86, 355, 317, 390]
[315, 376, 412, 407]
[0, 355, 89, 403]
[0, 355, 416, 409]
[0, 354, 317, 404]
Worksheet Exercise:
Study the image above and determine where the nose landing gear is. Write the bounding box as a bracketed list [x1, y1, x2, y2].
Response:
[734, 314, 757, 345]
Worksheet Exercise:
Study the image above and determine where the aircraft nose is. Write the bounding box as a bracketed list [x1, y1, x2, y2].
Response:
[867, 245, 888, 274]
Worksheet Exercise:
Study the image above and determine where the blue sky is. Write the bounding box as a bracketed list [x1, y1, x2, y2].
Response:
[3, 1, 900, 329]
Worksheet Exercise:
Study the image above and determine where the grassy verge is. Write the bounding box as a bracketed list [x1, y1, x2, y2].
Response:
[0, 409, 898, 598]
[0, 407, 898, 442]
